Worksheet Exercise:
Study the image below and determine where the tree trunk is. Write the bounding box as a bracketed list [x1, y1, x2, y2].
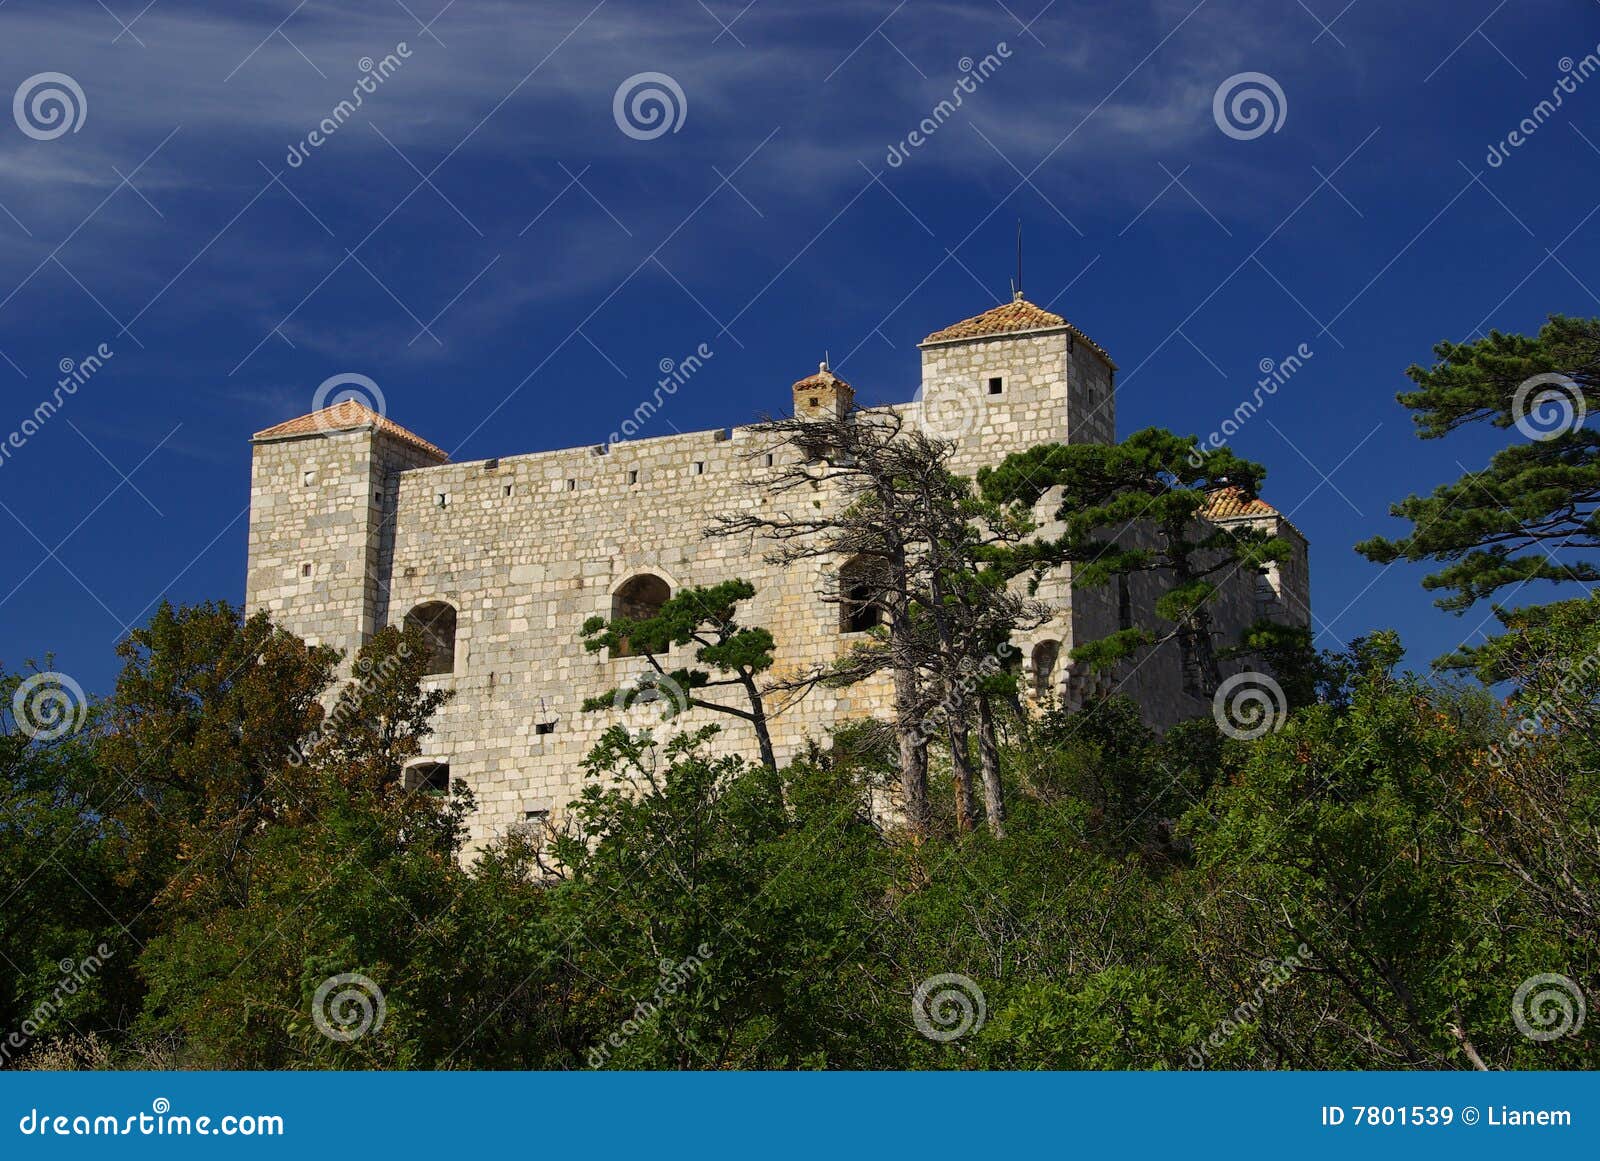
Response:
[893, 665, 930, 837]
[946, 718, 978, 833]
[977, 694, 1005, 838]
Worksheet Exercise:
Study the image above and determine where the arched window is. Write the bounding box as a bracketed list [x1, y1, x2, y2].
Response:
[838, 557, 887, 633]
[405, 601, 457, 675]
[611, 574, 671, 657]
[1032, 640, 1060, 701]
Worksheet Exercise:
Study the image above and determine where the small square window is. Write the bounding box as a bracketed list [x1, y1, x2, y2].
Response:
[301, 562, 312, 577]
[987, 376, 1004, 395]
[808, 396, 819, 407]
[374, 491, 383, 504]
[435, 492, 449, 508]
[503, 484, 514, 497]
[566, 478, 576, 492]
[627, 470, 638, 485]
[692, 461, 705, 475]
[535, 721, 555, 736]
[302, 470, 315, 487]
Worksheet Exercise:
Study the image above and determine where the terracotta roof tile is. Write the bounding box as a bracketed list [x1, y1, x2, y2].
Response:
[920, 295, 1116, 368]
[792, 363, 852, 392]
[1202, 484, 1281, 520]
[252, 400, 447, 460]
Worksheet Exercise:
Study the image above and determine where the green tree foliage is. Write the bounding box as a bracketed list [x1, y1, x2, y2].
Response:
[979, 428, 1293, 694]
[579, 580, 780, 772]
[6, 594, 1598, 1071]
[1357, 316, 1600, 613]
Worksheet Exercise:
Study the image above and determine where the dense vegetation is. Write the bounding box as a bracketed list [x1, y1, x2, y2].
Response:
[3, 319, 1598, 1070]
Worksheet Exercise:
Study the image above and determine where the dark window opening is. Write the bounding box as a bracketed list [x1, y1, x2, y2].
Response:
[405, 601, 458, 675]
[611, 574, 672, 657]
[1032, 640, 1060, 700]
[535, 721, 555, 736]
[839, 557, 887, 633]
[1117, 575, 1133, 631]
[987, 376, 1004, 395]
[406, 762, 450, 795]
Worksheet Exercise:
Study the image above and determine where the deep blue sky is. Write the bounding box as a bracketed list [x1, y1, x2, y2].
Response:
[1, 0, 1597, 698]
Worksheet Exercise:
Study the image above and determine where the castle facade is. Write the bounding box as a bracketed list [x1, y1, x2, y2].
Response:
[245, 297, 1309, 848]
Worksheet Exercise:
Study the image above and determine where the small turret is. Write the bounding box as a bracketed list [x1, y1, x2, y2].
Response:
[791, 360, 854, 421]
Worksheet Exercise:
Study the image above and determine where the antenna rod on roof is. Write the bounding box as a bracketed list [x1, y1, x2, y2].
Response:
[1015, 218, 1023, 300]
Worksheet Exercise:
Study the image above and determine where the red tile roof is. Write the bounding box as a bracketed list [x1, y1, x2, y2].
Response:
[920, 295, 1116, 368]
[792, 363, 852, 392]
[1202, 484, 1281, 520]
[252, 400, 447, 460]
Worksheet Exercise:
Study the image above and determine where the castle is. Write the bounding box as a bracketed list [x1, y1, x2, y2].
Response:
[245, 295, 1310, 848]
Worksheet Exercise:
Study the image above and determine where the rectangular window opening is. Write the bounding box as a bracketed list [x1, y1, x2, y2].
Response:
[566, 478, 576, 491]
[535, 721, 555, 736]
[987, 376, 1004, 395]
[692, 461, 705, 475]
[627, 470, 638, 485]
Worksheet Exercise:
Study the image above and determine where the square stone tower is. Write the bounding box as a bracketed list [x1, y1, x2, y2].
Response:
[245, 400, 448, 665]
[915, 292, 1117, 474]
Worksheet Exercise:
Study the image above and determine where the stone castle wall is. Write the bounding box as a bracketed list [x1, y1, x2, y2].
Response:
[245, 316, 1308, 849]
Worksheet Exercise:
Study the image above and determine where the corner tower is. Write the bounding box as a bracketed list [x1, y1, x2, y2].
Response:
[916, 293, 1116, 471]
[245, 400, 447, 665]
